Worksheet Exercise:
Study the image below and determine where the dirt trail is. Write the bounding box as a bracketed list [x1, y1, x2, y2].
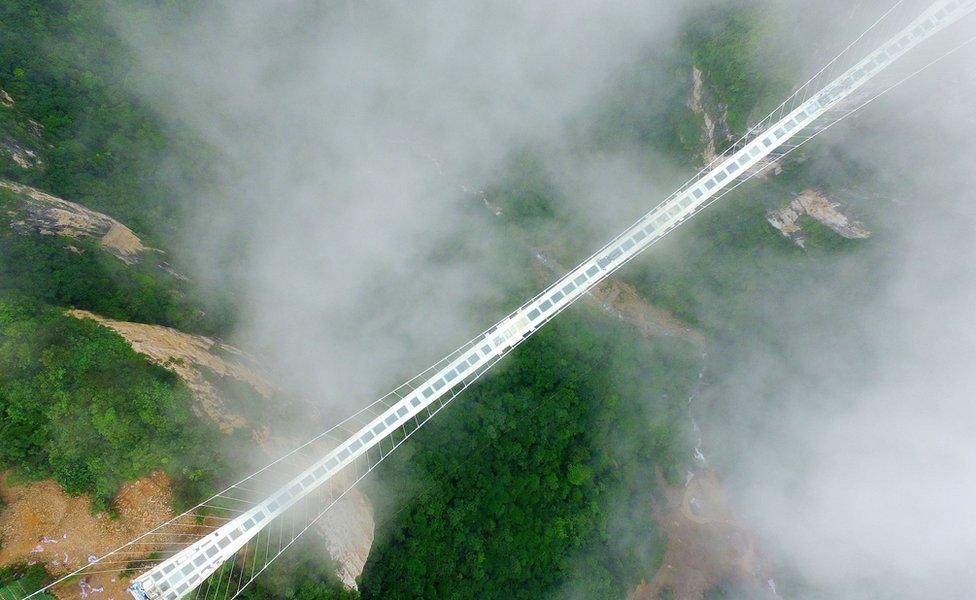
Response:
[1, 181, 148, 263]
[67, 309, 271, 434]
[0, 472, 182, 600]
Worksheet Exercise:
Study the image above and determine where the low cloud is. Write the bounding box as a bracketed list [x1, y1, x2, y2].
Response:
[109, 1, 976, 597]
[701, 15, 976, 598]
[111, 0, 693, 408]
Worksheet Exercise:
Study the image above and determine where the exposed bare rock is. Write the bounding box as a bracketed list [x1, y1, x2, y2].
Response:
[317, 490, 374, 589]
[534, 250, 705, 347]
[1, 93, 46, 169]
[0, 179, 189, 279]
[687, 66, 785, 181]
[27, 118, 44, 137]
[688, 66, 735, 166]
[1, 137, 42, 169]
[629, 470, 779, 600]
[767, 189, 871, 248]
[158, 260, 190, 282]
[1, 180, 151, 263]
[66, 309, 271, 434]
[689, 66, 718, 165]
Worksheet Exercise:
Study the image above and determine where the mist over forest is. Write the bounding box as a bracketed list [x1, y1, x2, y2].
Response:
[1, 1, 974, 599]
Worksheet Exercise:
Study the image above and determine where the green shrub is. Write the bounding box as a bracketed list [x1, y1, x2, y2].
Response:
[0, 299, 223, 510]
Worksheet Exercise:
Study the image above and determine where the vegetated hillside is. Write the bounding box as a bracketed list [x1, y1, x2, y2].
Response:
[0, 2, 890, 600]
[0, 6, 247, 596]
[371, 3, 884, 598]
[0, 299, 222, 512]
[0, 0, 210, 244]
[361, 310, 699, 599]
[683, 2, 772, 138]
[0, 0, 235, 336]
[0, 184, 230, 334]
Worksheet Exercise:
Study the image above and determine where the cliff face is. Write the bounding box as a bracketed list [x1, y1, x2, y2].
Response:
[1, 180, 150, 264]
[318, 488, 375, 589]
[767, 189, 871, 248]
[689, 66, 720, 165]
[64, 309, 375, 589]
[688, 66, 735, 166]
[66, 309, 270, 434]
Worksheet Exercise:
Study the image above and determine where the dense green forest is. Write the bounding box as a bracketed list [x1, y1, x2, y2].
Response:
[360, 311, 697, 598]
[0, 300, 223, 511]
[0, 1, 883, 599]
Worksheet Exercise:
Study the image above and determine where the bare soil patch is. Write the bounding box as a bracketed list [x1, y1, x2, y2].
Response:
[628, 470, 776, 600]
[0, 472, 174, 600]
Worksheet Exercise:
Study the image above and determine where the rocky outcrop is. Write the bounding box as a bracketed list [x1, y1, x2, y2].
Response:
[629, 470, 779, 600]
[66, 309, 271, 434]
[1, 90, 45, 170]
[767, 189, 871, 248]
[688, 66, 734, 165]
[318, 490, 375, 589]
[1, 180, 150, 263]
[1, 137, 41, 169]
[64, 310, 376, 588]
[689, 66, 719, 164]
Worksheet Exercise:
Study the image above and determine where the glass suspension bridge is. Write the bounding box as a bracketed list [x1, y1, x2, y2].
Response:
[19, 1, 976, 599]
